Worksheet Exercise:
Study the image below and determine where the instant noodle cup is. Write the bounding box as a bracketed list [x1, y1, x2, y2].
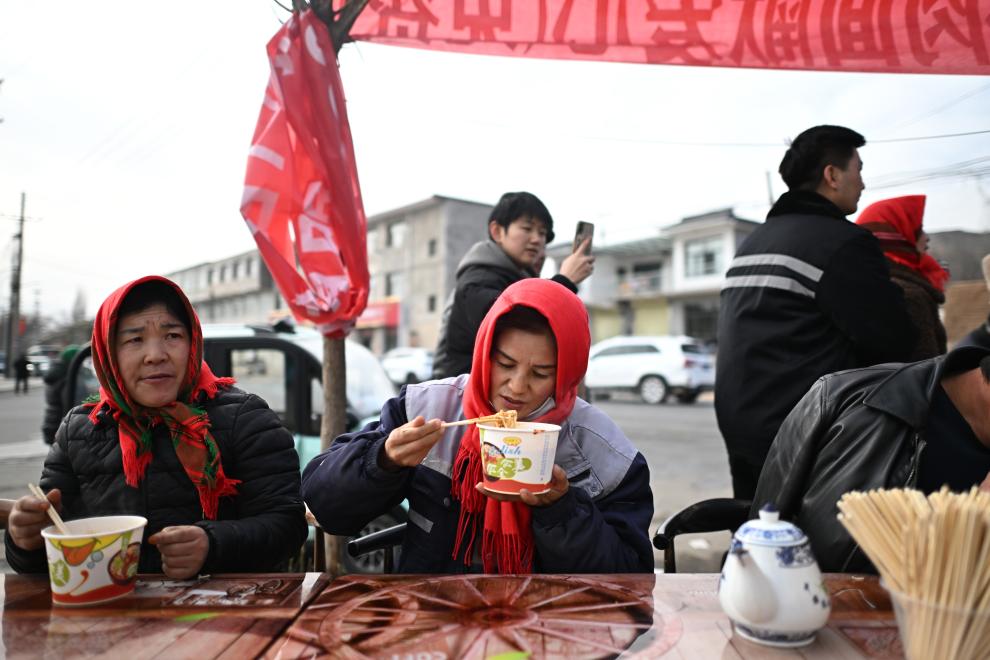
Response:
[478, 421, 561, 495]
[41, 515, 147, 606]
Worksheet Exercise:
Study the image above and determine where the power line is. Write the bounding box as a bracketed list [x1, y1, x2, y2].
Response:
[871, 129, 990, 144]
[889, 82, 990, 131]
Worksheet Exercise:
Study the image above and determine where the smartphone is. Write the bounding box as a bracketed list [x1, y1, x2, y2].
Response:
[573, 221, 594, 255]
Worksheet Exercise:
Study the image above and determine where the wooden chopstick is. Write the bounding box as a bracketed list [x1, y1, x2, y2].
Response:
[440, 416, 489, 429]
[27, 483, 70, 535]
[440, 412, 518, 429]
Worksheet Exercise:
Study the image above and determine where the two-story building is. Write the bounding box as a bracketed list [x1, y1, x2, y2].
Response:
[547, 209, 759, 343]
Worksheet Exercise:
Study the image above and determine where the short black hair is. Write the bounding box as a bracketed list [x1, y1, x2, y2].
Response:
[488, 192, 555, 243]
[118, 280, 191, 333]
[981, 354, 990, 383]
[778, 125, 865, 191]
[492, 305, 556, 353]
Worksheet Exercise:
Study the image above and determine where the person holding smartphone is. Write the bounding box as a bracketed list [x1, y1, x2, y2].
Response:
[433, 192, 594, 380]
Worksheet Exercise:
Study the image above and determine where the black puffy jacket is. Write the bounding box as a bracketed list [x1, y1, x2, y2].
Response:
[5, 387, 307, 574]
[752, 346, 989, 573]
[433, 241, 576, 379]
[41, 359, 71, 444]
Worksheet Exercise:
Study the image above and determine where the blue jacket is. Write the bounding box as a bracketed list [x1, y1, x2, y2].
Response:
[303, 376, 655, 573]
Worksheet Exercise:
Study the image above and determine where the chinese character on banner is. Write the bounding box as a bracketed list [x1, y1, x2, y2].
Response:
[241, 10, 369, 338]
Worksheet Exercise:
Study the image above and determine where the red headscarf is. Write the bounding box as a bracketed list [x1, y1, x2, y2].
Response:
[87, 276, 239, 519]
[855, 195, 950, 292]
[450, 278, 590, 573]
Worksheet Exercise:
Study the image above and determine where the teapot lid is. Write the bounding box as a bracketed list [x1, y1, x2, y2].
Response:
[734, 503, 807, 547]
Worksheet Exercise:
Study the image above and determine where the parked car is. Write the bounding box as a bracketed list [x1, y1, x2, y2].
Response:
[380, 347, 434, 385]
[584, 335, 715, 404]
[62, 322, 403, 573]
[26, 354, 52, 376]
[26, 344, 61, 376]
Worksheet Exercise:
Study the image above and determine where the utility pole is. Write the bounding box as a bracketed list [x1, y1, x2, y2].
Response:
[5, 192, 24, 378]
[765, 170, 775, 206]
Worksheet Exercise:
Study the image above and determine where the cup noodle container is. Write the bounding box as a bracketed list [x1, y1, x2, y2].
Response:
[41, 515, 147, 606]
[478, 422, 561, 495]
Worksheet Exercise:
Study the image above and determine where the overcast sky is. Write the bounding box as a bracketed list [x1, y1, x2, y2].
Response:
[1, 2, 988, 319]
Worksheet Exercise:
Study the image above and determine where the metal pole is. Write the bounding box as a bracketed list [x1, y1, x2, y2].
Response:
[5, 193, 24, 378]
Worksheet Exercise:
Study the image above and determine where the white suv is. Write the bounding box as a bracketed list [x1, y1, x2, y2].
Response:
[584, 335, 715, 404]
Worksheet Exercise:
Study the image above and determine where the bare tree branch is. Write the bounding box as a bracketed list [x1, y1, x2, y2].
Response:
[328, 0, 369, 53]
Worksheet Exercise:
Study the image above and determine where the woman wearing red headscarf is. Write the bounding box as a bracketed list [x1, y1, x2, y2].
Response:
[304, 278, 654, 573]
[856, 195, 949, 360]
[6, 276, 307, 578]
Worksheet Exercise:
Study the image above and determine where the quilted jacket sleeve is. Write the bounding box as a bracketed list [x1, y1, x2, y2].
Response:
[196, 393, 307, 573]
[301, 394, 412, 536]
[4, 414, 84, 574]
[530, 452, 655, 573]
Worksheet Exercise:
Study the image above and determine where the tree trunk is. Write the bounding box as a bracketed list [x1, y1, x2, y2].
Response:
[321, 335, 347, 575]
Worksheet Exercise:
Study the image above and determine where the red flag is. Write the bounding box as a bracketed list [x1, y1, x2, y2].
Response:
[341, 0, 990, 75]
[241, 10, 369, 337]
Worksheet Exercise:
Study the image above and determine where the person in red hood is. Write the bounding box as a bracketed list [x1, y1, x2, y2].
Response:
[856, 194, 949, 360]
[5, 276, 306, 578]
[304, 278, 654, 574]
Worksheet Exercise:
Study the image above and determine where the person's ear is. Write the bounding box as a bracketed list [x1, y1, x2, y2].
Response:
[489, 220, 503, 242]
[821, 164, 841, 191]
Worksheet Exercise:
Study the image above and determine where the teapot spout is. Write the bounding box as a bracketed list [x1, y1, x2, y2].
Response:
[720, 542, 777, 624]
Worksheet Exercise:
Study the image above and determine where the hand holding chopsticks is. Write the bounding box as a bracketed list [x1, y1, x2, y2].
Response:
[27, 483, 70, 535]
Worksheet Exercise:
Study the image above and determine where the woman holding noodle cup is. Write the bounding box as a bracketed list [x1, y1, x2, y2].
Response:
[303, 279, 655, 574]
[4, 276, 307, 589]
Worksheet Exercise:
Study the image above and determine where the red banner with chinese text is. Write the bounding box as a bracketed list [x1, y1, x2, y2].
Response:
[341, 0, 990, 75]
[241, 10, 369, 337]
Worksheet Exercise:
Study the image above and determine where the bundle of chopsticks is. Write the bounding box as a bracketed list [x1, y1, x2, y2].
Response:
[441, 409, 517, 429]
[837, 487, 990, 660]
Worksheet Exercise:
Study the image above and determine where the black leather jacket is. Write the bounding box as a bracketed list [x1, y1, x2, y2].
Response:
[752, 346, 990, 573]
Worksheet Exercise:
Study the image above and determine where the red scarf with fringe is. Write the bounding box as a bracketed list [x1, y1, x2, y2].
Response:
[856, 195, 950, 292]
[87, 275, 239, 520]
[450, 278, 590, 573]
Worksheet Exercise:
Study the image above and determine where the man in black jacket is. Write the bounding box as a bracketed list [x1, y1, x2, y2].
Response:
[432, 191, 594, 379]
[716, 125, 914, 499]
[753, 346, 990, 573]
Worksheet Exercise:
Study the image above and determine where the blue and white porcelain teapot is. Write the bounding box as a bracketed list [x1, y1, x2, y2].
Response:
[718, 503, 830, 648]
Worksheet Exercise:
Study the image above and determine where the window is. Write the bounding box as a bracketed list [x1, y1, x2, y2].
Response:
[219, 265, 227, 283]
[427, 295, 437, 312]
[685, 303, 719, 342]
[385, 222, 406, 248]
[207, 269, 214, 285]
[245, 258, 253, 277]
[428, 239, 437, 257]
[232, 261, 240, 280]
[385, 272, 404, 297]
[685, 236, 723, 277]
[231, 349, 287, 421]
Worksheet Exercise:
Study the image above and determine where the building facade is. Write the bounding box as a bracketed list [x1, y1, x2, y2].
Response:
[547, 209, 759, 343]
[357, 196, 492, 355]
[167, 251, 282, 325]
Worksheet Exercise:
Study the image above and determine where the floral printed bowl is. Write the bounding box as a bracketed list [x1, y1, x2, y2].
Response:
[478, 422, 560, 495]
[41, 515, 147, 606]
